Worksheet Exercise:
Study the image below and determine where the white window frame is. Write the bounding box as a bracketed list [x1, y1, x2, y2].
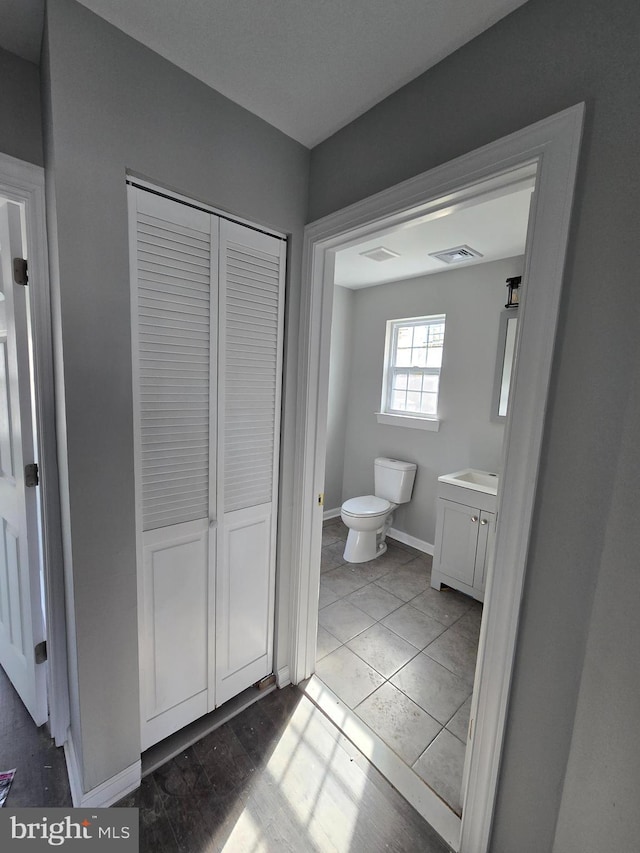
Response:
[378, 314, 445, 430]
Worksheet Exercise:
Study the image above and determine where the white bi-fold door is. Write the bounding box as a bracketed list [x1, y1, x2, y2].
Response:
[129, 187, 285, 750]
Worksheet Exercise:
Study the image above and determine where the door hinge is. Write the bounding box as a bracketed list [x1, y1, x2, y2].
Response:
[25, 463, 39, 487]
[13, 258, 28, 286]
[35, 641, 47, 664]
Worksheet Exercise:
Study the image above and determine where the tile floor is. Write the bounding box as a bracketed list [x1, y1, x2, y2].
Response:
[316, 518, 482, 816]
[118, 687, 450, 852]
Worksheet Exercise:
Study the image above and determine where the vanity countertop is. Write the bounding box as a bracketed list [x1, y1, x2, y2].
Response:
[437, 468, 499, 496]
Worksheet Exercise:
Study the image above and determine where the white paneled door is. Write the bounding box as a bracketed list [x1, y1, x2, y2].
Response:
[0, 200, 47, 726]
[130, 187, 285, 750]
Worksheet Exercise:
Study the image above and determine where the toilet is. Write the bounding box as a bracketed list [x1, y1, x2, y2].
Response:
[340, 457, 417, 563]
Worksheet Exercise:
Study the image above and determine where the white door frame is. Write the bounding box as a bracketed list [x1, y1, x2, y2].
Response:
[0, 152, 69, 746]
[288, 104, 584, 851]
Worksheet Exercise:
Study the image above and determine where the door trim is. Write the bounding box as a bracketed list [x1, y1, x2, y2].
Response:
[0, 152, 69, 746]
[289, 104, 584, 851]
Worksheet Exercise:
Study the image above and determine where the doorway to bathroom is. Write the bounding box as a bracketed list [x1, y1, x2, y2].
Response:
[313, 168, 532, 822]
[287, 106, 584, 851]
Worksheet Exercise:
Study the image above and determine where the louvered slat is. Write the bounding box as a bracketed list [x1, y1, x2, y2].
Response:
[136, 210, 211, 531]
[222, 233, 283, 513]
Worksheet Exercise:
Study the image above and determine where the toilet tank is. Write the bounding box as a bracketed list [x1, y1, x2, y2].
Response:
[374, 457, 417, 503]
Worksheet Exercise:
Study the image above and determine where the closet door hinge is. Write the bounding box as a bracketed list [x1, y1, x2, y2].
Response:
[13, 258, 28, 286]
[35, 641, 47, 664]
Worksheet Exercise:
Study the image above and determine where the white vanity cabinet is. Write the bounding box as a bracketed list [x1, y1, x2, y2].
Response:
[431, 471, 498, 602]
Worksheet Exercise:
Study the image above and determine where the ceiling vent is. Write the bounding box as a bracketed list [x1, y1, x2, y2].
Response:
[429, 245, 483, 264]
[359, 246, 400, 262]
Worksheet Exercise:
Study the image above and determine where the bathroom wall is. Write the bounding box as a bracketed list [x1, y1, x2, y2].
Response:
[330, 256, 523, 545]
[324, 285, 355, 511]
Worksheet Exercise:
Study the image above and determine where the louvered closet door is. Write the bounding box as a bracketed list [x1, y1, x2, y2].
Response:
[129, 188, 217, 750]
[216, 220, 285, 704]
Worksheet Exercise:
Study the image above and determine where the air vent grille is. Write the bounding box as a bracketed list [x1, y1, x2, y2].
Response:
[359, 246, 400, 263]
[429, 245, 483, 265]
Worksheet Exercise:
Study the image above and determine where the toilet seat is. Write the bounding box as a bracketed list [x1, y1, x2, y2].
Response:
[341, 495, 391, 518]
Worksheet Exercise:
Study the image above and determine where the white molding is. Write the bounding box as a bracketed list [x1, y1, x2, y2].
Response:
[388, 528, 434, 556]
[290, 104, 585, 853]
[322, 507, 341, 521]
[276, 665, 291, 688]
[64, 734, 83, 807]
[0, 152, 70, 747]
[303, 676, 461, 850]
[125, 173, 287, 240]
[375, 412, 440, 431]
[65, 735, 141, 808]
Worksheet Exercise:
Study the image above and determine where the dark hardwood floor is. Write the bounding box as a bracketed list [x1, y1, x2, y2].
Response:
[1, 665, 451, 851]
[118, 685, 452, 852]
[0, 665, 71, 807]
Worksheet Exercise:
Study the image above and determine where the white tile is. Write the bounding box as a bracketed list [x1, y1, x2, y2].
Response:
[318, 599, 375, 643]
[323, 521, 348, 541]
[347, 623, 419, 678]
[355, 682, 442, 765]
[409, 586, 472, 627]
[316, 626, 342, 661]
[322, 565, 371, 597]
[315, 646, 384, 709]
[423, 626, 479, 685]
[453, 604, 483, 643]
[321, 544, 345, 574]
[376, 558, 430, 601]
[413, 729, 466, 816]
[345, 583, 405, 620]
[382, 603, 446, 649]
[391, 653, 471, 725]
[446, 695, 472, 743]
[322, 528, 341, 547]
[318, 581, 340, 609]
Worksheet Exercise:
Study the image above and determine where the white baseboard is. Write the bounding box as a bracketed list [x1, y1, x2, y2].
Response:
[323, 507, 341, 521]
[388, 527, 434, 555]
[65, 735, 141, 808]
[276, 665, 291, 688]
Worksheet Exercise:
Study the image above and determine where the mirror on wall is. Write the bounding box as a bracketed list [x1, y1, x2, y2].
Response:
[492, 309, 518, 422]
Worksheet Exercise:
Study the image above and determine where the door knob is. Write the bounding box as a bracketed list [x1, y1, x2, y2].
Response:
[480, 518, 488, 525]
[470, 516, 478, 523]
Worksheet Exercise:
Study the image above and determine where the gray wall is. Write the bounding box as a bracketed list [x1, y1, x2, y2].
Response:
[552, 356, 640, 852]
[331, 258, 520, 544]
[42, 0, 308, 792]
[309, 0, 640, 850]
[0, 46, 43, 166]
[324, 285, 355, 511]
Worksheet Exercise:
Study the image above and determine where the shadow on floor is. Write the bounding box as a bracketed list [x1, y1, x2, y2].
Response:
[118, 685, 451, 853]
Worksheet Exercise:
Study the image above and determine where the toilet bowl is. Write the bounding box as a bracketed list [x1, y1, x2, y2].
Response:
[340, 458, 416, 563]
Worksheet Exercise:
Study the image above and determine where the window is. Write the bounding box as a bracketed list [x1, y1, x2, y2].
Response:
[380, 314, 445, 423]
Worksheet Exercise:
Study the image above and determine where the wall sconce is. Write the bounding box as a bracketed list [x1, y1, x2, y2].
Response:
[505, 276, 521, 308]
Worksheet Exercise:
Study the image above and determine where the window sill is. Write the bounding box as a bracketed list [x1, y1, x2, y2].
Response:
[375, 412, 440, 432]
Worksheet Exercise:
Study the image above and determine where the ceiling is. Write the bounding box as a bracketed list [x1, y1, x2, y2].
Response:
[0, 0, 44, 62]
[0, 0, 529, 147]
[334, 183, 533, 289]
